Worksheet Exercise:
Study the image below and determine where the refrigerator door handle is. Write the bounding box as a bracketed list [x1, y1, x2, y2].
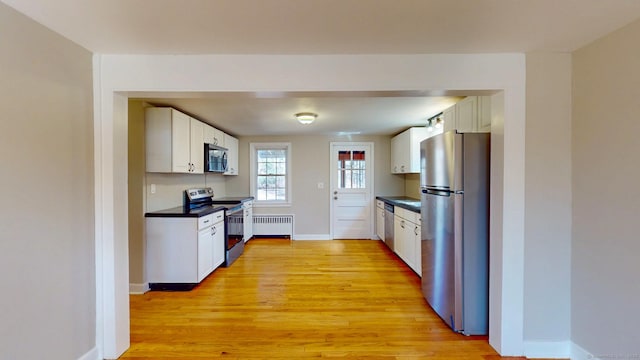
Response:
[453, 194, 464, 332]
[422, 188, 451, 197]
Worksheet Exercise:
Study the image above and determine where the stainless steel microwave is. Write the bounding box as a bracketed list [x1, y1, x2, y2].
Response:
[205, 144, 228, 173]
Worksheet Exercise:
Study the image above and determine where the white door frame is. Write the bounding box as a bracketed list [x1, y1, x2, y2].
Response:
[329, 142, 375, 239]
[95, 54, 528, 359]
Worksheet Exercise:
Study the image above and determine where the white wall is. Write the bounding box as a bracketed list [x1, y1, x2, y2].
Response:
[94, 53, 527, 358]
[523, 53, 573, 357]
[0, 3, 96, 360]
[572, 18, 640, 357]
[226, 134, 404, 238]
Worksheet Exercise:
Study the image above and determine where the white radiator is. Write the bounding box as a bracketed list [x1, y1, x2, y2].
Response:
[253, 215, 294, 238]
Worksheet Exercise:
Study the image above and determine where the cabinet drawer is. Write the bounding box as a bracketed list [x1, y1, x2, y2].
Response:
[198, 211, 224, 230]
[395, 207, 408, 221]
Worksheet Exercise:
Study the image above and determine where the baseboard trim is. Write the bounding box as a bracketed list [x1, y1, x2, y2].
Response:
[522, 340, 601, 360]
[77, 346, 99, 360]
[293, 234, 332, 240]
[571, 342, 596, 360]
[129, 282, 149, 294]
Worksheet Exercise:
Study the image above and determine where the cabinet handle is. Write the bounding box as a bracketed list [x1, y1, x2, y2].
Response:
[401, 220, 405, 229]
[414, 226, 419, 236]
[212, 226, 216, 235]
[203, 219, 209, 224]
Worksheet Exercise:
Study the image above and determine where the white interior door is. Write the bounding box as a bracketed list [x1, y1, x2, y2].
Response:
[330, 143, 374, 239]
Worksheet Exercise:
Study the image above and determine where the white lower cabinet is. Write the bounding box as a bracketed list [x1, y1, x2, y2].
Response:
[147, 210, 225, 284]
[243, 201, 253, 242]
[197, 226, 214, 282]
[376, 200, 385, 241]
[393, 207, 421, 276]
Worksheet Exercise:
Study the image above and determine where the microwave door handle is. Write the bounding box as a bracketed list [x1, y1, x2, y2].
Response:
[222, 152, 228, 171]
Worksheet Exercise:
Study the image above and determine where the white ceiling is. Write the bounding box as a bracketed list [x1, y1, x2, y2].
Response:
[5, 0, 640, 136]
[135, 92, 466, 136]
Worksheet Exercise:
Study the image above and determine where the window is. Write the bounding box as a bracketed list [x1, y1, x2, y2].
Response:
[250, 143, 291, 206]
[337, 150, 366, 189]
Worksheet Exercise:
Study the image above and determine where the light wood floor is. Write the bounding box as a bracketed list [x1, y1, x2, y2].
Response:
[123, 239, 520, 359]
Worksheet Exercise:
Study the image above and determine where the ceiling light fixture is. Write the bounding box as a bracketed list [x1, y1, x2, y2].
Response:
[434, 116, 443, 129]
[426, 113, 443, 132]
[295, 112, 317, 125]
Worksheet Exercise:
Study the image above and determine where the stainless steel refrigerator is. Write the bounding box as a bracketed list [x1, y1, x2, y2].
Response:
[419, 130, 490, 335]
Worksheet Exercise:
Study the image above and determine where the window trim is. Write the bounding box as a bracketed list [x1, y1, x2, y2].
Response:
[249, 142, 292, 207]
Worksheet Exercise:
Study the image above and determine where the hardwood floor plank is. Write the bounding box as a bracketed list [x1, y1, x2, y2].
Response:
[123, 239, 516, 359]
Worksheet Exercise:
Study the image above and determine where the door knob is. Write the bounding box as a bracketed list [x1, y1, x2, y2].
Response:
[334, 196, 338, 200]
[333, 191, 338, 195]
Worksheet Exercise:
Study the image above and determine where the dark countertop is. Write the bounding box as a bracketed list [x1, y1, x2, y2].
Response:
[209, 196, 254, 205]
[145, 196, 254, 218]
[145, 205, 227, 218]
[376, 196, 421, 213]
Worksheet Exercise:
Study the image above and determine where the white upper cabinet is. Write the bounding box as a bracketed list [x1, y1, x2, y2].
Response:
[223, 133, 239, 176]
[203, 123, 225, 147]
[442, 105, 457, 133]
[391, 127, 435, 174]
[145, 107, 204, 174]
[189, 118, 204, 173]
[442, 96, 491, 133]
[477, 96, 492, 132]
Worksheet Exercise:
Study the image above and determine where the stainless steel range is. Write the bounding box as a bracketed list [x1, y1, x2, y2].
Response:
[184, 188, 244, 267]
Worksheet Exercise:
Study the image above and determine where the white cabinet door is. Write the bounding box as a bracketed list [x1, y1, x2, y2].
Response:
[456, 96, 477, 132]
[391, 128, 431, 174]
[171, 110, 192, 173]
[189, 118, 204, 173]
[477, 96, 492, 132]
[390, 133, 405, 173]
[441, 96, 491, 134]
[391, 207, 421, 275]
[243, 201, 253, 242]
[442, 105, 456, 133]
[376, 206, 385, 241]
[224, 133, 239, 176]
[403, 219, 417, 271]
[146, 107, 206, 174]
[197, 226, 214, 282]
[212, 220, 225, 269]
[203, 124, 225, 146]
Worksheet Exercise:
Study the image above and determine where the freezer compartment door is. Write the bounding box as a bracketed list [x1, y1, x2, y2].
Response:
[421, 191, 463, 332]
[420, 131, 463, 191]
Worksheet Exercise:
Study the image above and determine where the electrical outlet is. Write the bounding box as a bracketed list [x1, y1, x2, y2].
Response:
[150, 184, 156, 194]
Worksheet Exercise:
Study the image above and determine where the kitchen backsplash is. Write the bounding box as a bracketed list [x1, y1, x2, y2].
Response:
[145, 173, 227, 212]
[405, 173, 421, 199]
